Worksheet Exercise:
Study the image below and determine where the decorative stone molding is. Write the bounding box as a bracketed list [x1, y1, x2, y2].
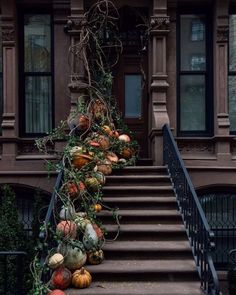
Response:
[2, 28, 15, 42]
[177, 141, 215, 154]
[150, 16, 170, 31]
[17, 141, 54, 155]
[64, 18, 87, 34]
[217, 25, 229, 43]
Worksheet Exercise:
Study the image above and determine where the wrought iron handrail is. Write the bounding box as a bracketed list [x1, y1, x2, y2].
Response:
[0, 251, 27, 295]
[163, 124, 220, 295]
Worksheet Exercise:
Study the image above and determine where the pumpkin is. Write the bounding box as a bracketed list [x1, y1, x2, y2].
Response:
[97, 160, 112, 175]
[72, 153, 93, 169]
[87, 249, 104, 265]
[58, 244, 87, 271]
[92, 204, 102, 213]
[109, 130, 119, 138]
[102, 125, 111, 134]
[118, 134, 131, 142]
[72, 267, 92, 289]
[69, 146, 83, 157]
[48, 290, 66, 295]
[83, 223, 99, 250]
[56, 221, 77, 239]
[89, 140, 100, 147]
[67, 113, 90, 131]
[93, 171, 106, 185]
[66, 182, 78, 198]
[92, 223, 104, 240]
[59, 205, 75, 221]
[106, 151, 118, 163]
[85, 177, 100, 192]
[90, 99, 107, 120]
[48, 253, 64, 269]
[50, 267, 71, 290]
[121, 147, 133, 159]
[97, 135, 110, 150]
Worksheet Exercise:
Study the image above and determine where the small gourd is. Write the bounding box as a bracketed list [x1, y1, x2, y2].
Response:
[74, 216, 90, 231]
[72, 267, 92, 289]
[48, 253, 64, 269]
[118, 134, 131, 142]
[83, 223, 98, 250]
[92, 204, 102, 213]
[84, 177, 100, 192]
[87, 249, 104, 265]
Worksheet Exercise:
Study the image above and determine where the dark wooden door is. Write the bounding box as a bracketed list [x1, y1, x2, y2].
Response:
[113, 53, 148, 158]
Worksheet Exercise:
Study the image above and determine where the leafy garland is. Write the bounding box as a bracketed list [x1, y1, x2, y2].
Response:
[31, 1, 141, 294]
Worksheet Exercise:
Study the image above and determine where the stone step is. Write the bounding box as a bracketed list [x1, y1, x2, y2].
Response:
[104, 223, 187, 241]
[112, 166, 168, 176]
[84, 259, 199, 282]
[99, 209, 182, 224]
[102, 196, 177, 210]
[66, 281, 203, 295]
[105, 175, 171, 186]
[102, 240, 192, 259]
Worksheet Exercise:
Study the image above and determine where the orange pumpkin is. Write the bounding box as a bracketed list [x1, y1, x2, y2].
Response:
[121, 147, 133, 159]
[51, 267, 72, 290]
[92, 204, 102, 213]
[72, 153, 93, 169]
[56, 221, 77, 239]
[97, 135, 110, 150]
[106, 151, 118, 163]
[72, 267, 92, 289]
[109, 130, 119, 138]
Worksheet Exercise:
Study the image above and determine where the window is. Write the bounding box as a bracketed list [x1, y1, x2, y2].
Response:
[0, 17, 2, 134]
[125, 74, 142, 118]
[178, 14, 212, 135]
[20, 13, 53, 135]
[229, 15, 236, 132]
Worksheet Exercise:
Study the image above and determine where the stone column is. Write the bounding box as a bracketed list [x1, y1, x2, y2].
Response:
[65, 0, 86, 113]
[149, 0, 170, 165]
[214, 0, 231, 161]
[1, 0, 18, 159]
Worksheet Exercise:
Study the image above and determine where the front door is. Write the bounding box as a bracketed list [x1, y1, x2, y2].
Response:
[113, 53, 148, 158]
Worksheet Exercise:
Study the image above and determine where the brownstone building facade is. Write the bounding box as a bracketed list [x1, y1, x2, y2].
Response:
[0, 0, 236, 285]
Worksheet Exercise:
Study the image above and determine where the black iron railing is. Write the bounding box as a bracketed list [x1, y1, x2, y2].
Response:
[0, 251, 27, 295]
[199, 193, 236, 269]
[39, 169, 64, 282]
[163, 124, 220, 295]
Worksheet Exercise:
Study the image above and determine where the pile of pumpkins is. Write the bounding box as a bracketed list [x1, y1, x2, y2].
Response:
[46, 108, 137, 294]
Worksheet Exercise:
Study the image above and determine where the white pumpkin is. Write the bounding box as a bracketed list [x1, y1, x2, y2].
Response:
[58, 243, 87, 271]
[83, 223, 99, 250]
[48, 253, 64, 269]
[69, 146, 83, 157]
[59, 205, 76, 220]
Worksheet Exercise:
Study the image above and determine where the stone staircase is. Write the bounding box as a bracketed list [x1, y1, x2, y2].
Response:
[67, 166, 203, 295]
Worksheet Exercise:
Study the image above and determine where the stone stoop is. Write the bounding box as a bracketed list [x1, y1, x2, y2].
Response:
[66, 166, 203, 295]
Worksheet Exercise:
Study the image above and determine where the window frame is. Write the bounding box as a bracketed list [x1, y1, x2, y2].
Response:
[177, 9, 213, 137]
[0, 12, 3, 135]
[18, 8, 54, 137]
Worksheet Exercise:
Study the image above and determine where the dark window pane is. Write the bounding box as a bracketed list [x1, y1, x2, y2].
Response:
[25, 76, 52, 133]
[24, 15, 51, 72]
[125, 74, 142, 118]
[229, 76, 236, 131]
[229, 15, 236, 71]
[180, 75, 206, 131]
[180, 15, 206, 71]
